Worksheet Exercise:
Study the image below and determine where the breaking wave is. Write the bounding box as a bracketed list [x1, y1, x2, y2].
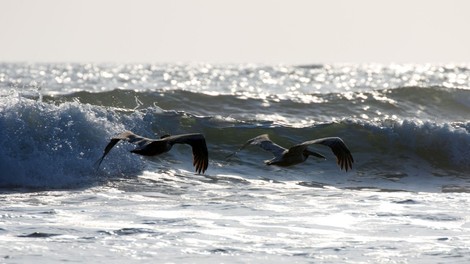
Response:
[1, 89, 469, 189]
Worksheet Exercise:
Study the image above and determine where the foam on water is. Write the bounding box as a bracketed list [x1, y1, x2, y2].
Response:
[0, 93, 144, 188]
[1, 172, 469, 263]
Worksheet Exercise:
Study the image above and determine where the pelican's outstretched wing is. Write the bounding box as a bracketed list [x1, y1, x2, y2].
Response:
[166, 133, 209, 174]
[291, 137, 354, 171]
[227, 134, 287, 159]
[95, 131, 153, 169]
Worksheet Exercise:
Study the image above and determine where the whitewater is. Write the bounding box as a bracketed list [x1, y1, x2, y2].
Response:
[1, 63, 470, 263]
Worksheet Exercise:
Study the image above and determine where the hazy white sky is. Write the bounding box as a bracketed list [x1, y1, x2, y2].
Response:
[2, 0, 470, 64]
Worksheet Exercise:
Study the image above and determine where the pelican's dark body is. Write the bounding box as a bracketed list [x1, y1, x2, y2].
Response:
[229, 134, 354, 171]
[130, 140, 171, 156]
[96, 131, 209, 174]
[266, 150, 319, 167]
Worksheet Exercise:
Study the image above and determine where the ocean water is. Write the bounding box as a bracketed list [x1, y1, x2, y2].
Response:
[1, 63, 470, 263]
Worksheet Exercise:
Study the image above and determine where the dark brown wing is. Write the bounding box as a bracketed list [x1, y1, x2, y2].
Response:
[295, 137, 354, 171]
[95, 131, 153, 169]
[167, 133, 209, 174]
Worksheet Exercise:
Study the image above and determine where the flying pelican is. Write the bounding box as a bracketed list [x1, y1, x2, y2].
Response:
[96, 131, 209, 174]
[227, 134, 353, 171]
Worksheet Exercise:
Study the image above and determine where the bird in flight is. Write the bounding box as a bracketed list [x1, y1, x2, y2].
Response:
[227, 134, 353, 171]
[96, 131, 209, 174]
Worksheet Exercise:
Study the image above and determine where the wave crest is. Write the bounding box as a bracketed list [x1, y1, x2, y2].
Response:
[0, 95, 143, 188]
[1, 91, 469, 189]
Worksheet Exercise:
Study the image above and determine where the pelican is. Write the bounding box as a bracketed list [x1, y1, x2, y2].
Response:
[227, 134, 353, 171]
[96, 131, 209, 174]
